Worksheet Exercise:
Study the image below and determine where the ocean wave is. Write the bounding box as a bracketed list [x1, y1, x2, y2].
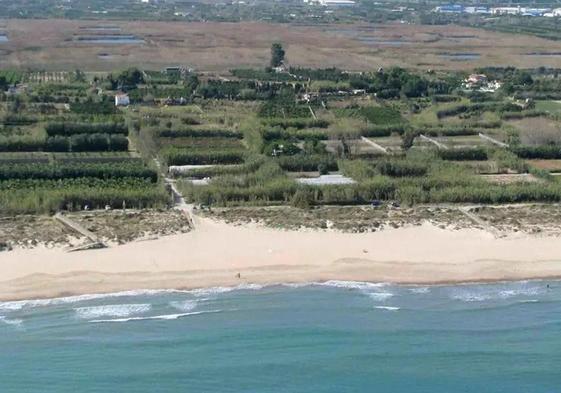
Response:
[375, 306, 400, 311]
[0, 316, 23, 327]
[317, 280, 388, 290]
[75, 304, 151, 319]
[169, 300, 197, 312]
[90, 310, 221, 323]
[450, 285, 545, 303]
[189, 283, 265, 297]
[367, 292, 394, 301]
[0, 289, 191, 312]
[408, 287, 430, 294]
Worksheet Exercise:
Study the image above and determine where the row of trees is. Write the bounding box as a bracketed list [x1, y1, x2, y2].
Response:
[45, 134, 129, 152]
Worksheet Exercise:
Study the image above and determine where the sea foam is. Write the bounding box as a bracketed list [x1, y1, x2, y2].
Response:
[317, 280, 388, 290]
[368, 292, 394, 301]
[90, 310, 221, 323]
[169, 300, 197, 312]
[75, 304, 152, 319]
[375, 306, 400, 311]
[450, 284, 544, 302]
[0, 289, 191, 312]
[0, 316, 23, 327]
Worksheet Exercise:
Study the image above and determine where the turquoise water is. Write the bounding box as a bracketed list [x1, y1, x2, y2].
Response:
[1, 280, 561, 392]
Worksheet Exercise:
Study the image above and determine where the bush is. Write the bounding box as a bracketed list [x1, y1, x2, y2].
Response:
[376, 160, 428, 177]
[45, 135, 70, 152]
[276, 155, 338, 172]
[291, 189, 314, 209]
[164, 148, 246, 166]
[511, 145, 561, 159]
[158, 129, 243, 139]
[438, 148, 488, 161]
[46, 122, 128, 136]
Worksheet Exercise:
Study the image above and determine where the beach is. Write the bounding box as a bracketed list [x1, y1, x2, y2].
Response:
[1, 215, 561, 301]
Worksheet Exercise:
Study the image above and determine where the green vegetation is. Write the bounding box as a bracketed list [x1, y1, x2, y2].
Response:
[2, 63, 561, 216]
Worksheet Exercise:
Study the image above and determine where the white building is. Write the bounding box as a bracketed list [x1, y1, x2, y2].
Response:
[491, 6, 521, 15]
[115, 93, 130, 107]
[318, 0, 356, 7]
[544, 8, 561, 17]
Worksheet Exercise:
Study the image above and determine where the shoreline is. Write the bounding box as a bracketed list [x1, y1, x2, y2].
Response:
[2, 217, 561, 302]
[1, 276, 559, 306]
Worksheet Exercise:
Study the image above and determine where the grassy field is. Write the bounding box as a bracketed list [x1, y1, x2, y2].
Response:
[2, 20, 561, 71]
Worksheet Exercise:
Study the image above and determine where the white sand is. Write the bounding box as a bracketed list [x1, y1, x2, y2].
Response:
[1, 216, 561, 301]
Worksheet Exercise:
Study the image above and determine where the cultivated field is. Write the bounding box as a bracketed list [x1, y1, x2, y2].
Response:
[1, 19, 561, 71]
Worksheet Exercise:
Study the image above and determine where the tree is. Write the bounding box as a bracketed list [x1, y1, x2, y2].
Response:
[270, 43, 285, 68]
[72, 69, 86, 83]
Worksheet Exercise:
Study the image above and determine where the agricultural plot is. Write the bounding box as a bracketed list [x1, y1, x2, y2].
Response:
[0, 119, 168, 214]
[25, 72, 70, 84]
[367, 136, 404, 153]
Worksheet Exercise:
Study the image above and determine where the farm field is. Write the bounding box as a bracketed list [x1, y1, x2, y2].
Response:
[2, 20, 561, 71]
[2, 51, 561, 247]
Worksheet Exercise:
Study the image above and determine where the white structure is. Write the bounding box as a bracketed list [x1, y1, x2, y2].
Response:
[318, 0, 356, 6]
[544, 8, 561, 17]
[297, 175, 356, 186]
[490, 6, 549, 16]
[115, 93, 130, 106]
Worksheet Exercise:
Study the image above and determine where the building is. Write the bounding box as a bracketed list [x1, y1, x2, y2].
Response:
[433, 4, 464, 13]
[317, 0, 356, 7]
[115, 93, 130, 106]
[464, 6, 490, 14]
[467, 74, 488, 85]
[544, 8, 561, 17]
[491, 6, 521, 15]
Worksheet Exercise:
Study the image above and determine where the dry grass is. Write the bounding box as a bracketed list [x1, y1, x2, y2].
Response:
[527, 159, 561, 172]
[1, 19, 561, 71]
[0, 215, 75, 249]
[509, 117, 561, 146]
[0, 209, 191, 250]
[202, 205, 475, 232]
[66, 209, 191, 244]
[472, 204, 561, 236]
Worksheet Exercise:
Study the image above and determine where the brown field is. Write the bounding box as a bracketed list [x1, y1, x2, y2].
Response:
[1, 19, 561, 71]
[508, 117, 561, 146]
[527, 159, 561, 172]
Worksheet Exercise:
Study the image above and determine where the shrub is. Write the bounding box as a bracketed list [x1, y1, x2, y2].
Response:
[438, 148, 488, 161]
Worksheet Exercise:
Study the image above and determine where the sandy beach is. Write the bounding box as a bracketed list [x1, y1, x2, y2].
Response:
[1, 215, 561, 301]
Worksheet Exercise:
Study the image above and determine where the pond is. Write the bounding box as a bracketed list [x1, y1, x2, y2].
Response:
[525, 52, 561, 57]
[439, 52, 481, 61]
[80, 26, 122, 32]
[357, 37, 409, 46]
[75, 35, 144, 44]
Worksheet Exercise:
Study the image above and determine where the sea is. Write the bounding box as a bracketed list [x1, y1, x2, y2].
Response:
[1, 280, 561, 392]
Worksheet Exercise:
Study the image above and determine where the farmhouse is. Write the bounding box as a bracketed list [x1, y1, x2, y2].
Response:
[433, 4, 464, 13]
[544, 8, 561, 17]
[467, 74, 487, 85]
[115, 93, 130, 106]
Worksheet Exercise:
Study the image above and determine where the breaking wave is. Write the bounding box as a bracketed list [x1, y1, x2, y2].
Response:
[90, 310, 221, 323]
[0, 315, 23, 327]
[169, 300, 197, 312]
[375, 306, 400, 311]
[75, 304, 152, 319]
[449, 284, 544, 303]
